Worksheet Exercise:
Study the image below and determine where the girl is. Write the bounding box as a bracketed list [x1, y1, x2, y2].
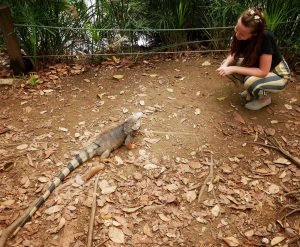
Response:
[216, 8, 290, 110]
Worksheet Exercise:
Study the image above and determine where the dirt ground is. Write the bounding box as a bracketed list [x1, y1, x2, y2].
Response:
[0, 54, 300, 247]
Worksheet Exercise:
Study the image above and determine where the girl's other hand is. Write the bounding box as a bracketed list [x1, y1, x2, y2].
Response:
[216, 66, 234, 76]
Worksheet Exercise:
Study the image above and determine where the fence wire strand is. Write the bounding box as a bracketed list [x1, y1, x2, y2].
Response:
[12, 21, 297, 60]
[14, 23, 234, 31]
[23, 49, 230, 59]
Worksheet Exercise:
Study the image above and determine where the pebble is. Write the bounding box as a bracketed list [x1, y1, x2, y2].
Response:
[262, 237, 269, 244]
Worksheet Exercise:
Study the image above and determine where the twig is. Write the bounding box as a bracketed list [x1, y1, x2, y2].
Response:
[0, 153, 28, 163]
[95, 238, 109, 247]
[287, 236, 300, 245]
[248, 138, 300, 168]
[248, 141, 280, 151]
[26, 153, 34, 167]
[285, 190, 300, 197]
[198, 155, 214, 203]
[0, 127, 10, 135]
[282, 208, 300, 219]
[280, 182, 290, 193]
[87, 174, 100, 247]
[0, 143, 21, 148]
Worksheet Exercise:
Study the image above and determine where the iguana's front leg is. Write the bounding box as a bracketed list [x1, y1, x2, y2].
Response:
[101, 149, 111, 158]
[124, 134, 135, 149]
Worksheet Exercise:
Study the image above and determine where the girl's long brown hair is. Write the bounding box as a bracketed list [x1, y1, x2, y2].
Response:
[231, 8, 265, 67]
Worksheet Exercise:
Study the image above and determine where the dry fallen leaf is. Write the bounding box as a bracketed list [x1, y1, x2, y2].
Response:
[109, 227, 125, 243]
[165, 184, 178, 191]
[158, 213, 171, 222]
[271, 236, 285, 246]
[133, 172, 143, 180]
[16, 144, 28, 150]
[85, 164, 104, 181]
[59, 127, 68, 132]
[48, 217, 66, 233]
[144, 138, 160, 144]
[202, 61, 211, 66]
[279, 171, 286, 179]
[244, 229, 254, 238]
[289, 97, 297, 104]
[45, 205, 64, 215]
[143, 223, 153, 237]
[20, 176, 30, 188]
[122, 206, 143, 213]
[113, 74, 124, 80]
[265, 128, 276, 136]
[211, 205, 220, 217]
[38, 176, 49, 183]
[273, 158, 291, 165]
[223, 236, 240, 246]
[24, 106, 32, 113]
[74, 175, 84, 186]
[114, 156, 124, 165]
[189, 161, 202, 169]
[144, 163, 158, 170]
[98, 180, 117, 194]
[1, 200, 15, 208]
[159, 193, 177, 203]
[195, 108, 201, 115]
[268, 184, 280, 194]
[186, 190, 197, 203]
[112, 56, 120, 64]
[284, 104, 292, 110]
[271, 120, 279, 124]
[233, 111, 245, 124]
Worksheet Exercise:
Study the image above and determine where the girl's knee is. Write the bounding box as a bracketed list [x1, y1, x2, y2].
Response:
[243, 83, 249, 90]
[243, 76, 253, 90]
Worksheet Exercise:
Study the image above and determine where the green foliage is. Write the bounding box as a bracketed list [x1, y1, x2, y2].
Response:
[0, 0, 298, 68]
[1, 0, 87, 61]
[261, 0, 300, 67]
[143, 0, 193, 49]
[27, 74, 41, 86]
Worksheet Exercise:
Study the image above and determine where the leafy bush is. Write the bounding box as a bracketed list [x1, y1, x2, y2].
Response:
[0, 0, 298, 68]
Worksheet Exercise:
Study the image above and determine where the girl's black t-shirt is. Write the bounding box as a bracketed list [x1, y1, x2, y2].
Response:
[260, 30, 282, 69]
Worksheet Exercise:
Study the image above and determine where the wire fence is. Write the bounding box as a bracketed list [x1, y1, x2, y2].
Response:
[12, 23, 236, 60]
[2, 21, 297, 61]
[14, 24, 235, 32]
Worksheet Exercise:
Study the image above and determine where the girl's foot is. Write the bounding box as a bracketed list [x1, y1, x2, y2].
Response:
[240, 90, 252, 101]
[245, 95, 271, 110]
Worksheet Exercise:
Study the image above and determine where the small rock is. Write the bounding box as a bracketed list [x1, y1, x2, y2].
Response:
[262, 238, 269, 244]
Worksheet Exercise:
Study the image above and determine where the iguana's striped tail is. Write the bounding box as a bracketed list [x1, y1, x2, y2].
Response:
[12, 144, 98, 237]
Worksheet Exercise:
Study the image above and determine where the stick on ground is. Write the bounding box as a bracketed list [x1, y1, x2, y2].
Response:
[87, 174, 100, 247]
[249, 137, 300, 168]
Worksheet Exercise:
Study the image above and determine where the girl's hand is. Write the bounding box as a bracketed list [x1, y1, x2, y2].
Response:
[216, 66, 234, 76]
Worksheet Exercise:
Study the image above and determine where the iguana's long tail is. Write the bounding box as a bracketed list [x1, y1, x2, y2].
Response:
[0, 112, 143, 247]
[12, 144, 98, 237]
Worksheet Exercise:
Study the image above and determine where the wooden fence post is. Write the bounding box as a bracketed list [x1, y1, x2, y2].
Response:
[0, 5, 26, 75]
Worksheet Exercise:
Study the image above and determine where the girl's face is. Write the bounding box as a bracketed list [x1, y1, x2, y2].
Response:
[234, 18, 255, 40]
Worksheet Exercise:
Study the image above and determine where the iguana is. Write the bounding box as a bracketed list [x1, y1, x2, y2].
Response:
[0, 112, 143, 247]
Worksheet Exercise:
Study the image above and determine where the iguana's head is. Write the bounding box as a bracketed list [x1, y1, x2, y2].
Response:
[124, 112, 143, 133]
